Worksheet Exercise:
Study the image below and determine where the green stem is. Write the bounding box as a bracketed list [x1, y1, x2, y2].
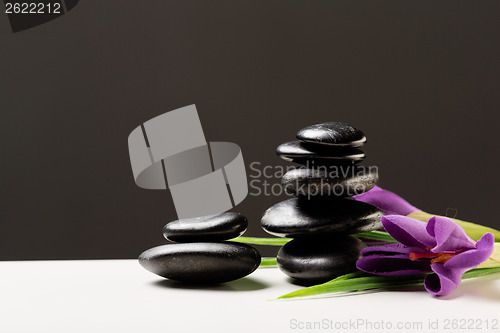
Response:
[260, 257, 277, 266]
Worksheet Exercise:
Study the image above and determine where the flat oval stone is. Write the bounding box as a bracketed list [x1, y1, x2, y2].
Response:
[163, 212, 248, 242]
[296, 122, 366, 147]
[277, 236, 363, 283]
[282, 166, 378, 197]
[276, 141, 365, 165]
[138, 242, 261, 283]
[261, 198, 384, 238]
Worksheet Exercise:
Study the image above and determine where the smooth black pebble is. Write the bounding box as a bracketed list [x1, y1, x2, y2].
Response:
[261, 197, 384, 238]
[282, 166, 378, 198]
[277, 236, 363, 283]
[276, 141, 365, 165]
[163, 212, 248, 242]
[138, 242, 261, 283]
[296, 122, 366, 147]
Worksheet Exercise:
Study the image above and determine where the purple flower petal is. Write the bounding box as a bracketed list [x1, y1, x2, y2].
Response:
[382, 215, 437, 248]
[356, 254, 432, 276]
[425, 262, 464, 296]
[444, 233, 495, 270]
[361, 243, 424, 256]
[427, 216, 476, 253]
[353, 186, 420, 215]
[424, 233, 494, 296]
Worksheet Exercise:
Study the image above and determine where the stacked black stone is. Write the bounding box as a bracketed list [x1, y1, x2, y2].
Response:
[261, 122, 385, 284]
[139, 212, 261, 283]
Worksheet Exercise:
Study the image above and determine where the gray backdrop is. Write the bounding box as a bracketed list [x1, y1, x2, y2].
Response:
[1, 0, 499, 260]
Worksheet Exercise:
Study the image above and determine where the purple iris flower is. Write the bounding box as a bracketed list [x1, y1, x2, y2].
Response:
[356, 215, 494, 296]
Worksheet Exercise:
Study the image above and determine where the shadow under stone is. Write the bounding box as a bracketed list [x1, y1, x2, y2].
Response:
[286, 277, 322, 287]
[151, 276, 269, 292]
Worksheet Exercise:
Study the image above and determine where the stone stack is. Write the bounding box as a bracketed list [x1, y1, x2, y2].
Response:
[139, 212, 261, 283]
[261, 122, 385, 284]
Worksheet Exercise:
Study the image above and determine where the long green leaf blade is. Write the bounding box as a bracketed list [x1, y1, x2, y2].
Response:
[230, 236, 292, 246]
[277, 267, 500, 300]
[232, 231, 395, 246]
[260, 257, 277, 266]
[278, 275, 425, 299]
[462, 267, 500, 279]
[353, 230, 396, 243]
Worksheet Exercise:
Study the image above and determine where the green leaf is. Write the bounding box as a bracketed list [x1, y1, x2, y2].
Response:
[231, 231, 395, 246]
[277, 267, 500, 300]
[462, 266, 500, 278]
[277, 273, 425, 299]
[353, 230, 396, 243]
[408, 211, 500, 242]
[260, 257, 277, 266]
[230, 236, 292, 246]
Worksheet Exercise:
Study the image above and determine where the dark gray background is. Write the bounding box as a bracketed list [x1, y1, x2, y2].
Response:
[1, 1, 499, 260]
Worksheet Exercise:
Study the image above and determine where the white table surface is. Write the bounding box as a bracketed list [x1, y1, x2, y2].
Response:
[1, 260, 499, 333]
